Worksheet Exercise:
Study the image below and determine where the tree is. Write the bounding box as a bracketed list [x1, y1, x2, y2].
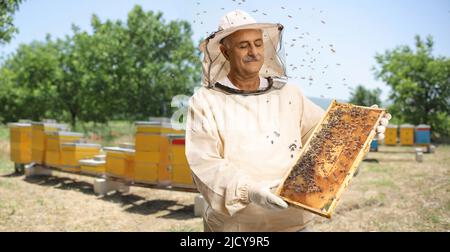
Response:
[0, 5, 201, 128]
[0, 0, 23, 44]
[0, 37, 60, 122]
[374, 35, 450, 139]
[348, 85, 382, 107]
[121, 6, 200, 119]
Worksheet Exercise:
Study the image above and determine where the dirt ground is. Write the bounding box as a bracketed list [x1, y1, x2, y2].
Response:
[1, 138, 449, 231]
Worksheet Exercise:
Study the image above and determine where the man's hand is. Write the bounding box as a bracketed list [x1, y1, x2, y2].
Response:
[248, 180, 288, 210]
[371, 104, 392, 140]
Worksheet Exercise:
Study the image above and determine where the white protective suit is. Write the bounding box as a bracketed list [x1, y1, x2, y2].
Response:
[186, 81, 325, 231]
[185, 10, 325, 232]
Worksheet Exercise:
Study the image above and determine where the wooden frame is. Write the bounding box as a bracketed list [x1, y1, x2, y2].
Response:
[275, 100, 385, 218]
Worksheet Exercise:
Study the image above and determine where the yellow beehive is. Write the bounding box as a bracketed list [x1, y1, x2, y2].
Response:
[44, 151, 61, 168]
[135, 133, 165, 152]
[385, 124, 398, 146]
[170, 144, 188, 165]
[158, 143, 171, 185]
[168, 135, 194, 188]
[44, 131, 83, 167]
[135, 121, 184, 134]
[400, 124, 414, 146]
[134, 151, 161, 163]
[171, 165, 194, 188]
[60, 143, 101, 172]
[105, 147, 135, 180]
[8, 123, 32, 164]
[134, 162, 159, 184]
[93, 154, 106, 161]
[31, 122, 68, 164]
[80, 159, 106, 175]
[133, 150, 166, 184]
[134, 120, 179, 185]
[119, 143, 135, 149]
[46, 131, 83, 152]
[133, 151, 162, 184]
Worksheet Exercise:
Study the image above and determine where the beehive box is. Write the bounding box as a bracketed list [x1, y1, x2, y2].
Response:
[105, 147, 135, 180]
[119, 143, 135, 149]
[370, 139, 378, 152]
[168, 135, 195, 189]
[60, 143, 101, 172]
[8, 123, 32, 164]
[385, 124, 398, 145]
[276, 100, 385, 218]
[400, 124, 414, 146]
[133, 148, 166, 184]
[134, 120, 182, 185]
[414, 124, 431, 145]
[45, 131, 83, 152]
[135, 133, 166, 152]
[80, 159, 106, 175]
[44, 131, 83, 168]
[135, 121, 184, 135]
[31, 122, 68, 164]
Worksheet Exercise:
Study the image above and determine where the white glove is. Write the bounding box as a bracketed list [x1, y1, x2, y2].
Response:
[248, 180, 288, 210]
[371, 104, 392, 140]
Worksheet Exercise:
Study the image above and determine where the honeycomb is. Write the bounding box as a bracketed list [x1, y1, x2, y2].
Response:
[276, 100, 385, 218]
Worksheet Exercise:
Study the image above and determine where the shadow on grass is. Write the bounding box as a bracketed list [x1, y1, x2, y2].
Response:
[24, 175, 95, 196]
[125, 199, 196, 219]
[363, 158, 380, 163]
[159, 204, 196, 220]
[22, 174, 197, 220]
[1, 171, 24, 178]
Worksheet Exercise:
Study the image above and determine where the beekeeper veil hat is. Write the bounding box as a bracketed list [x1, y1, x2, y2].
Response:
[199, 10, 287, 94]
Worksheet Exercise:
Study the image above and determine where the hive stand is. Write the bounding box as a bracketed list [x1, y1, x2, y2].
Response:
[25, 164, 53, 178]
[426, 145, 436, 154]
[14, 163, 26, 174]
[194, 194, 208, 217]
[22, 163, 204, 217]
[415, 148, 424, 163]
[93, 177, 130, 196]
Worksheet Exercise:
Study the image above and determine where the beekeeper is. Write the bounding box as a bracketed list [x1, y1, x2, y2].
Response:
[185, 10, 390, 232]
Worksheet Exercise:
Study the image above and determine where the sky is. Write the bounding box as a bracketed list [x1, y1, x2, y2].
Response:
[1, 0, 449, 102]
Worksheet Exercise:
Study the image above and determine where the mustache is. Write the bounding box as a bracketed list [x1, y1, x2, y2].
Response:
[242, 54, 262, 63]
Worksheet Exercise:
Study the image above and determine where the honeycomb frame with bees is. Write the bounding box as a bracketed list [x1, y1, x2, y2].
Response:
[276, 100, 385, 218]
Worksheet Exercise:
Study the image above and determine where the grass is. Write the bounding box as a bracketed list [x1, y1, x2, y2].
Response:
[0, 179, 16, 189]
[73, 121, 136, 147]
[0, 154, 13, 175]
[167, 226, 201, 232]
[364, 164, 389, 173]
[0, 122, 449, 231]
[369, 178, 399, 189]
[0, 124, 13, 175]
[312, 144, 450, 231]
[0, 124, 11, 174]
[363, 192, 386, 207]
[0, 125, 9, 141]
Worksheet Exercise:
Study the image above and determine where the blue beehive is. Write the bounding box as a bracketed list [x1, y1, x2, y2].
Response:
[415, 124, 431, 145]
[370, 139, 378, 152]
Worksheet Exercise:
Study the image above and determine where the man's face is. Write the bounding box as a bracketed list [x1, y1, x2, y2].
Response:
[220, 29, 264, 77]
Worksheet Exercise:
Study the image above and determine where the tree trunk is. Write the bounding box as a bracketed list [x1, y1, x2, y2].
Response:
[70, 111, 77, 130]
